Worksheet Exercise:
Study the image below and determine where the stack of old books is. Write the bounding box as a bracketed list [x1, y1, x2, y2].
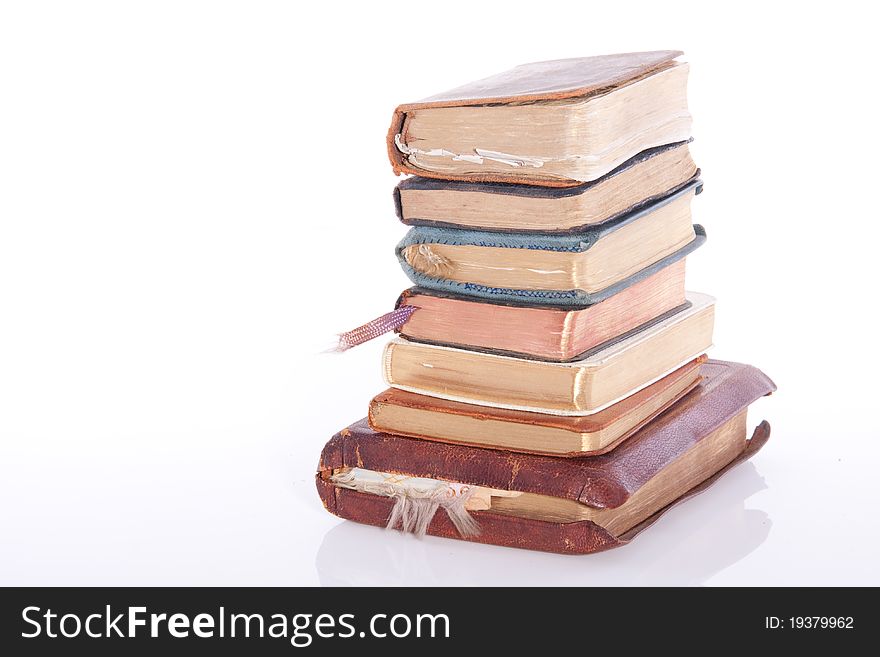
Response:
[317, 51, 775, 554]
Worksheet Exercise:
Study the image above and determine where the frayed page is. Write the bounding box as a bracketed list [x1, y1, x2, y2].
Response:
[328, 468, 515, 538]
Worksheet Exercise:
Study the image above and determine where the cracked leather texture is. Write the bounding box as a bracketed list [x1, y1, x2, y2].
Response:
[316, 360, 775, 553]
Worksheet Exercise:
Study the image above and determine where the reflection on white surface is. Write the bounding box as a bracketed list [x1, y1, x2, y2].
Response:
[315, 462, 771, 586]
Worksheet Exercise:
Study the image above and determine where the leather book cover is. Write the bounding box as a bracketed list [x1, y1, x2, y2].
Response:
[387, 50, 682, 187]
[316, 360, 776, 554]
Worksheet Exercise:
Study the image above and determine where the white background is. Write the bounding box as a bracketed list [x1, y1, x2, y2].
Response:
[2, 1, 878, 586]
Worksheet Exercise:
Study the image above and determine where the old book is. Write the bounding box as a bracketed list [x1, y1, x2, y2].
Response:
[397, 259, 686, 361]
[368, 357, 704, 456]
[387, 51, 691, 187]
[317, 360, 776, 554]
[395, 142, 699, 232]
[397, 182, 703, 306]
[383, 292, 714, 415]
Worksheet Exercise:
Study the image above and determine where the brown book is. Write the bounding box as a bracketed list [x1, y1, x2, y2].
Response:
[368, 357, 704, 456]
[397, 259, 686, 361]
[384, 292, 714, 415]
[387, 51, 691, 187]
[317, 360, 776, 554]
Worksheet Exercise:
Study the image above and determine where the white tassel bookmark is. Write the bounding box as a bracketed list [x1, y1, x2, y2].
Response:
[330, 468, 482, 538]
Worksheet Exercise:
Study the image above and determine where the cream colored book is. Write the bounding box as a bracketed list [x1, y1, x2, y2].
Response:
[368, 358, 704, 456]
[395, 142, 698, 232]
[382, 292, 715, 416]
[388, 52, 692, 186]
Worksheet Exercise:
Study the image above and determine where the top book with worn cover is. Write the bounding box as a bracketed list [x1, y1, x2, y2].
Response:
[387, 51, 691, 187]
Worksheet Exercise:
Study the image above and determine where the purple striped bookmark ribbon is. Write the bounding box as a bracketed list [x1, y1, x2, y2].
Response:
[330, 305, 418, 352]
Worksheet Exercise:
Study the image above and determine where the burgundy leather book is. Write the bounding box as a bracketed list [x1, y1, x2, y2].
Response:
[316, 360, 775, 554]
